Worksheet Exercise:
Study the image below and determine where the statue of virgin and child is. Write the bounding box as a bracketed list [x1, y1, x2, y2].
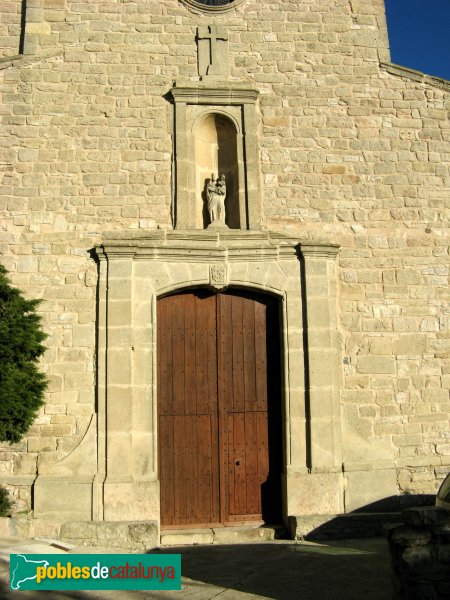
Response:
[206, 173, 228, 228]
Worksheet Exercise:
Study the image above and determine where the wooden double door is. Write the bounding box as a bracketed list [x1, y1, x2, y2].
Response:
[157, 289, 282, 528]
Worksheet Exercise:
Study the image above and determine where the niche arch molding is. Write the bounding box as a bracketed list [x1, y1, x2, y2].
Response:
[179, 0, 247, 15]
[192, 108, 241, 134]
[171, 83, 261, 230]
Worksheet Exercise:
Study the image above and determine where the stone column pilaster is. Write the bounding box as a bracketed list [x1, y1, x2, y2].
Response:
[300, 244, 342, 471]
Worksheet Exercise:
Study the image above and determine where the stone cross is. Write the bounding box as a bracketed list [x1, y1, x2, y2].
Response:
[197, 25, 229, 79]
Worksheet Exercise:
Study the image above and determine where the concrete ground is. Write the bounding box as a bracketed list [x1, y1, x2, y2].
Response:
[0, 535, 392, 599]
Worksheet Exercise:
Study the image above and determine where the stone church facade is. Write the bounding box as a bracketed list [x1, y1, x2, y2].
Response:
[0, 0, 449, 545]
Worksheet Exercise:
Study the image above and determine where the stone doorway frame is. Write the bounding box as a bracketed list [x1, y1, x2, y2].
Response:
[92, 230, 343, 533]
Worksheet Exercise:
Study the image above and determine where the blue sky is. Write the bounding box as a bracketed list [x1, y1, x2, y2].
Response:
[385, 0, 450, 80]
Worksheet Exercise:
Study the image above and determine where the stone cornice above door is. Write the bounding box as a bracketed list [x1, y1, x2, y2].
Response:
[95, 230, 340, 263]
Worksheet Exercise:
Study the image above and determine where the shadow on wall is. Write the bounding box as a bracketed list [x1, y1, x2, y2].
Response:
[301, 494, 435, 541]
[352, 494, 435, 512]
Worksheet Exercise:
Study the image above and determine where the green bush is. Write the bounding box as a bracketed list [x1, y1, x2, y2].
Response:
[0, 265, 47, 444]
[0, 486, 12, 517]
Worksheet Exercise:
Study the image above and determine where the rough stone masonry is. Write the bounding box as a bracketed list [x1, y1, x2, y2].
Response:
[0, 0, 449, 544]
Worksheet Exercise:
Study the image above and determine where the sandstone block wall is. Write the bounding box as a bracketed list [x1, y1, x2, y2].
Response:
[0, 0, 22, 58]
[0, 0, 449, 517]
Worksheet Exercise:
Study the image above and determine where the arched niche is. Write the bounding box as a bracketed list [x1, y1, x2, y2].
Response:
[193, 113, 240, 229]
[171, 84, 261, 231]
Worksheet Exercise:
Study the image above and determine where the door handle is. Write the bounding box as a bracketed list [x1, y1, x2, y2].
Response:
[235, 459, 241, 466]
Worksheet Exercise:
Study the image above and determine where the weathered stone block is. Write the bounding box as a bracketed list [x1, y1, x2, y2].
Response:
[391, 524, 432, 547]
[357, 356, 396, 374]
[34, 478, 93, 520]
[345, 468, 398, 512]
[394, 334, 427, 355]
[128, 522, 159, 547]
[60, 521, 95, 540]
[403, 507, 450, 528]
[0, 518, 13, 537]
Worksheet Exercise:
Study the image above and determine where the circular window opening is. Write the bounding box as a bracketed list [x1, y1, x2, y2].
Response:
[181, 0, 243, 11]
[195, 0, 235, 4]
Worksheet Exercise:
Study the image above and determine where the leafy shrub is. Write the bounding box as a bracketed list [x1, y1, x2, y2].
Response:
[0, 265, 47, 444]
[0, 486, 12, 517]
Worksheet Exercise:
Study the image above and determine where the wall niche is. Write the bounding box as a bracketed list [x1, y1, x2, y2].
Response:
[171, 84, 261, 231]
[194, 113, 239, 229]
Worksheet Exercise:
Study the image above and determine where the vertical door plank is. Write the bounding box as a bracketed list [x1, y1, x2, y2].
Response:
[173, 415, 187, 523]
[226, 412, 235, 516]
[230, 412, 246, 515]
[158, 298, 174, 416]
[172, 296, 185, 416]
[210, 413, 220, 523]
[197, 414, 220, 523]
[219, 294, 233, 413]
[231, 296, 245, 413]
[159, 416, 175, 525]
[242, 296, 257, 413]
[206, 295, 219, 417]
[184, 295, 196, 416]
[184, 415, 197, 522]
[157, 300, 163, 415]
[254, 300, 268, 413]
[256, 411, 269, 488]
[218, 294, 231, 523]
[244, 411, 259, 514]
[195, 296, 209, 415]
[196, 415, 212, 521]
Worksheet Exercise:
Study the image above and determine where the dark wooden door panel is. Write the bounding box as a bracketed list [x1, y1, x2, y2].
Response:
[158, 290, 281, 528]
[159, 414, 220, 526]
[158, 297, 174, 416]
[242, 297, 257, 413]
[218, 293, 276, 522]
[197, 414, 220, 523]
[226, 411, 270, 519]
[230, 296, 245, 413]
[227, 412, 246, 516]
[243, 411, 259, 516]
[158, 415, 175, 523]
[254, 300, 268, 412]
[158, 292, 220, 527]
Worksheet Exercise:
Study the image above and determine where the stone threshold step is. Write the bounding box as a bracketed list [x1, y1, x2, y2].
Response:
[160, 524, 287, 546]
